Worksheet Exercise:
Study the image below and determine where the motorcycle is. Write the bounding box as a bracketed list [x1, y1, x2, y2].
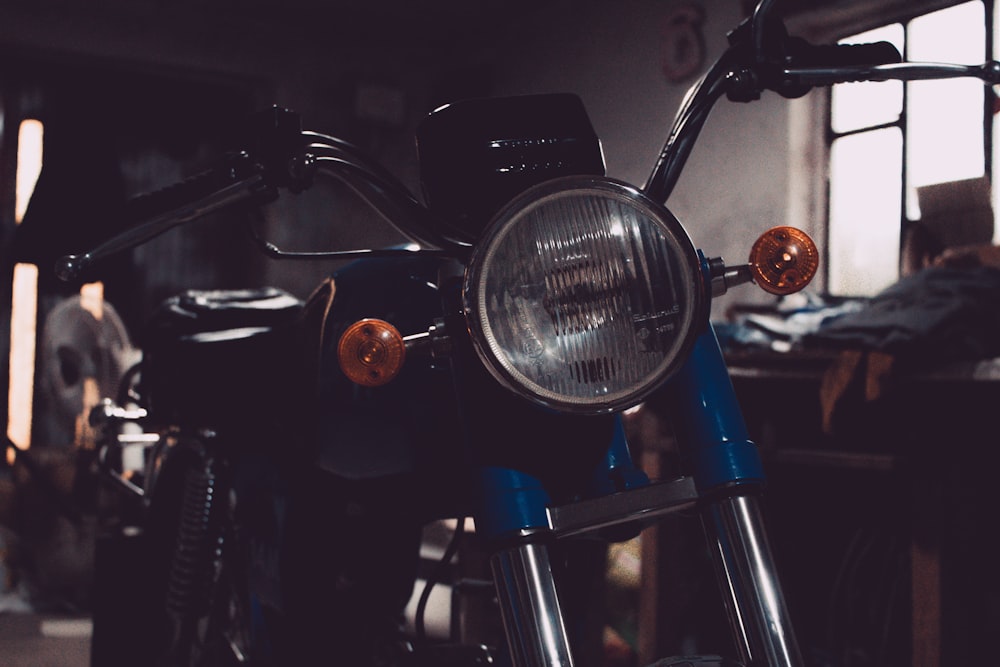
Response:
[58, 1, 1000, 665]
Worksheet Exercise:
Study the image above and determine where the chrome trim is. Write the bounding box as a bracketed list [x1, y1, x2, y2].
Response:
[490, 542, 575, 667]
[547, 476, 698, 538]
[703, 494, 803, 667]
[462, 175, 707, 414]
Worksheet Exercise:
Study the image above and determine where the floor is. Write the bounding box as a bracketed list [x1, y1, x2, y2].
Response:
[0, 611, 91, 667]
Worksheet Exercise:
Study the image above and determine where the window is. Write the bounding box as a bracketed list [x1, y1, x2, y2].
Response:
[826, 0, 990, 295]
[7, 119, 44, 457]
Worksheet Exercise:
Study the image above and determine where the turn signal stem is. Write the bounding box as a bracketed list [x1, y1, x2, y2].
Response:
[402, 318, 453, 358]
[709, 258, 755, 297]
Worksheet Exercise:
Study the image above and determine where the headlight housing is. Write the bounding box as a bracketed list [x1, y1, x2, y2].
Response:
[464, 176, 706, 414]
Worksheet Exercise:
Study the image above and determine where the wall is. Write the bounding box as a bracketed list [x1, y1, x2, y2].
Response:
[0, 0, 801, 319]
[483, 0, 802, 317]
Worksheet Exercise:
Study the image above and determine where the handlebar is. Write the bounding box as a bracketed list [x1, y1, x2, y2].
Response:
[784, 60, 1000, 87]
[54, 0, 1000, 282]
[643, 4, 1000, 204]
[55, 108, 469, 283]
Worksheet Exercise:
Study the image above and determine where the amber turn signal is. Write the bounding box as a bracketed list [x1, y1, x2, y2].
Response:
[337, 318, 406, 387]
[749, 226, 819, 295]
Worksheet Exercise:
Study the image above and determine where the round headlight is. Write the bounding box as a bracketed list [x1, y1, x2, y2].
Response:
[464, 176, 706, 413]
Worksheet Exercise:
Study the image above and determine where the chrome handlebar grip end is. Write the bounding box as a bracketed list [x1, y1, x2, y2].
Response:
[55, 253, 89, 283]
[982, 60, 1000, 84]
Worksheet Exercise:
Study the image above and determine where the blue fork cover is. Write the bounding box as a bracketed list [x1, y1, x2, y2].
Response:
[476, 466, 552, 540]
[666, 326, 765, 493]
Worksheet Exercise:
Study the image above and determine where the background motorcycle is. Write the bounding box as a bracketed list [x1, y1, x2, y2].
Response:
[61, 1, 1000, 665]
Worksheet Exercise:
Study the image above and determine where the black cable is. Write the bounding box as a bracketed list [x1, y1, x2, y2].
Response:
[415, 517, 467, 645]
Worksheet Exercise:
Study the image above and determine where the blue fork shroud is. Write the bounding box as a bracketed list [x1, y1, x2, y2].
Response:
[475, 324, 763, 540]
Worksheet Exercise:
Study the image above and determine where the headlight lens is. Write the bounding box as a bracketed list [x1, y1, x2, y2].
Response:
[464, 176, 706, 413]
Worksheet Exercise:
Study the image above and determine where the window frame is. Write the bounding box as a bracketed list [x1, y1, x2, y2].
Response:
[785, 0, 995, 296]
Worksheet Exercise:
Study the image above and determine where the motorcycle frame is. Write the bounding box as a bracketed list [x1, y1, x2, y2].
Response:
[71, 0, 1000, 663]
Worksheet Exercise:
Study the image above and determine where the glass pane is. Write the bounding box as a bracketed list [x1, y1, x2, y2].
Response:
[909, 1, 985, 65]
[15, 119, 44, 224]
[995, 0, 1000, 242]
[7, 262, 39, 450]
[829, 128, 903, 296]
[907, 79, 984, 200]
[907, 2, 986, 216]
[831, 24, 905, 134]
[995, 117, 1000, 244]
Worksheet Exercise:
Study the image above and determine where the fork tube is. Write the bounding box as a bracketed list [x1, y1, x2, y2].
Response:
[491, 541, 575, 667]
[666, 325, 802, 667]
[703, 493, 799, 667]
[479, 467, 575, 667]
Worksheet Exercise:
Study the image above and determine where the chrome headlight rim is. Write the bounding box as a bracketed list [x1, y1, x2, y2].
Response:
[463, 175, 707, 414]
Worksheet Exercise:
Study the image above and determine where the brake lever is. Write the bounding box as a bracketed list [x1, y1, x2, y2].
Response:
[56, 161, 272, 282]
[55, 106, 311, 283]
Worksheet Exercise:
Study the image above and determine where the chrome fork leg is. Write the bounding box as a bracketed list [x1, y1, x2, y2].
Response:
[703, 494, 803, 667]
[491, 541, 575, 667]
